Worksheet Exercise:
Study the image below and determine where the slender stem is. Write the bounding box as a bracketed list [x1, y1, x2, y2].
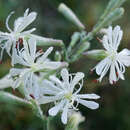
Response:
[42, 119, 47, 130]
[47, 117, 50, 130]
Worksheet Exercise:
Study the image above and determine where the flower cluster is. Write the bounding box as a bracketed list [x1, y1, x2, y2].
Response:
[0, 8, 130, 126]
[0, 9, 100, 124]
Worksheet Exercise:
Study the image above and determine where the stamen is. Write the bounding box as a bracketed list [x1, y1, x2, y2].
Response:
[38, 49, 43, 53]
[116, 72, 119, 77]
[112, 81, 117, 85]
[12, 88, 15, 94]
[92, 79, 99, 83]
[30, 94, 35, 99]
[16, 41, 18, 48]
[96, 37, 102, 43]
[89, 69, 93, 74]
[18, 38, 23, 45]
[16, 38, 23, 48]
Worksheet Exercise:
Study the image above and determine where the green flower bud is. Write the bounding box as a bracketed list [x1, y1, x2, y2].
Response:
[100, 0, 126, 20]
[65, 112, 85, 130]
[55, 51, 62, 61]
[70, 32, 80, 48]
[58, 3, 85, 30]
[84, 49, 108, 60]
[92, 8, 124, 34]
[27, 34, 64, 47]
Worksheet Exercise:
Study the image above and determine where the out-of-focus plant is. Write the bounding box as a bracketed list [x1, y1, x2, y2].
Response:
[0, 0, 129, 130]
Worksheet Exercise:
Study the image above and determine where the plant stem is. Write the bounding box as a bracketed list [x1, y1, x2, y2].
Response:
[47, 117, 50, 130]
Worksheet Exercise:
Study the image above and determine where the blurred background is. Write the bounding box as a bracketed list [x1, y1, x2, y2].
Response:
[0, 0, 130, 130]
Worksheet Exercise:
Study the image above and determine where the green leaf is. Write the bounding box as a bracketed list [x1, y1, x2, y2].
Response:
[0, 91, 32, 107]
[30, 99, 46, 120]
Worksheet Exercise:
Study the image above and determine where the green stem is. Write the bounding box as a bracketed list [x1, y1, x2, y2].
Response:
[43, 119, 48, 130]
[47, 117, 50, 130]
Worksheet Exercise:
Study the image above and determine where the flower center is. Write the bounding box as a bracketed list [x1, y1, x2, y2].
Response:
[31, 63, 39, 72]
[108, 50, 117, 61]
[64, 91, 72, 100]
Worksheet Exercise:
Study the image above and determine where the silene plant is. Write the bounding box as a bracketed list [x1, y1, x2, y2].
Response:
[0, 0, 129, 129]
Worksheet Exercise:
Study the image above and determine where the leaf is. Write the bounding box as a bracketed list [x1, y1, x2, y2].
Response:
[0, 91, 32, 107]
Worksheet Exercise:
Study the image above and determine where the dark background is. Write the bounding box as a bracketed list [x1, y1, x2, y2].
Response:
[0, 0, 130, 130]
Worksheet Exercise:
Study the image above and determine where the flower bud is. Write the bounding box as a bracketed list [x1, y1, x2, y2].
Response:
[29, 34, 64, 47]
[100, 0, 126, 20]
[92, 8, 124, 34]
[70, 32, 80, 48]
[65, 111, 85, 130]
[55, 51, 62, 61]
[58, 3, 85, 30]
[84, 49, 108, 60]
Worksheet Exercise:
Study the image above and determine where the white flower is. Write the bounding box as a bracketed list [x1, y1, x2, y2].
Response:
[93, 26, 130, 84]
[9, 37, 67, 89]
[38, 68, 100, 124]
[0, 9, 37, 64]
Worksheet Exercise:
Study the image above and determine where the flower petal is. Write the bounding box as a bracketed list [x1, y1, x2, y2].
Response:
[107, 26, 113, 45]
[49, 100, 65, 116]
[118, 49, 130, 66]
[10, 68, 24, 76]
[0, 75, 13, 89]
[61, 101, 69, 124]
[114, 26, 123, 50]
[77, 94, 100, 99]
[61, 68, 69, 83]
[37, 95, 62, 105]
[15, 10, 37, 33]
[102, 35, 109, 51]
[37, 47, 53, 63]
[113, 25, 122, 50]
[78, 99, 99, 110]
[71, 72, 84, 90]
[49, 75, 64, 89]
[28, 38, 36, 61]
[42, 79, 62, 93]
[42, 61, 62, 70]
[109, 63, 117, 84]
[94, 57, 110, 75]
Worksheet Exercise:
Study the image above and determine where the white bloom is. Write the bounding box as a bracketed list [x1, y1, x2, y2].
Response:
[9, 37, 67, 89]
[93, 26, 130, 84]
[0, 9, 37, 64]
[38, 68, 100, 124]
